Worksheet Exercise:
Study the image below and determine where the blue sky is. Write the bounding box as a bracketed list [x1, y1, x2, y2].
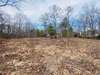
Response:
[0, 0, 100, 24]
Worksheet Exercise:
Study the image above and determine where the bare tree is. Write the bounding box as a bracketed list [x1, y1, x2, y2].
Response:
[14, 13, 25, 37]
[14, 13, 35, 37]
[3, 13, 12, 34]
[94, 8, 100, 34]
[77, 4, 98, 38]
[0, 11, 11, 33]
[59, 6, 73, 37]
[0, 0, 20, 7]
[40, 13, 50, 37]
[0, 13, 4, 33]
[24, 21, 33, 37]
[78, 14, 88, 37]
[65, 6, 73, 25]
[49, 5, 62, 34]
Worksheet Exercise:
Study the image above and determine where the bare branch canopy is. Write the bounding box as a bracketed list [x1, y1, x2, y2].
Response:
[0, 0, 20, 7]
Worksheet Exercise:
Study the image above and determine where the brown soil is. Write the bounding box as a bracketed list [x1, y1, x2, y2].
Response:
[0, 38, 100, 75]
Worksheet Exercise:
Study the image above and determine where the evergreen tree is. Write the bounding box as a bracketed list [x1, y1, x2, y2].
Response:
[47, 25, 56, 37]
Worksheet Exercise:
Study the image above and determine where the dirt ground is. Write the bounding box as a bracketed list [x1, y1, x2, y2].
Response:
[0, 38, 100, 75]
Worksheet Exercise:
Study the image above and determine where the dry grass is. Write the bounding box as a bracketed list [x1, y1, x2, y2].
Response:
[0, 38, 100, 75]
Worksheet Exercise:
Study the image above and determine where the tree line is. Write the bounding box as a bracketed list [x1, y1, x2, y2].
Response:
[40, 5, 73, 38]
[0, 12, 36, 38]
[40, 4, 100, 39]
[1, 0, 100, 39]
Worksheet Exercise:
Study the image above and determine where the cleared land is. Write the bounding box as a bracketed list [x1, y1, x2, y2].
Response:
[0, 38, 100, 75]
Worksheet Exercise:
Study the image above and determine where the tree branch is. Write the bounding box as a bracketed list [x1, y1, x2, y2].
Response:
[0, 0, 9, 7]
[0, 0, 20, 7]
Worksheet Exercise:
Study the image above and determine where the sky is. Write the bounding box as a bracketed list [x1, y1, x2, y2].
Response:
[0, 0, 100, 24]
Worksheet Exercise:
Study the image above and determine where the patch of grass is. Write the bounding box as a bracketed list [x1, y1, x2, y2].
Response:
[0, 64, 5, 71]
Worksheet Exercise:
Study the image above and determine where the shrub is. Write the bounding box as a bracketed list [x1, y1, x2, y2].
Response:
[47, 25, 56, 36]
[96, 35, 100, 39]
[0, 32, 11, 38]
[36, 29, 45, 37]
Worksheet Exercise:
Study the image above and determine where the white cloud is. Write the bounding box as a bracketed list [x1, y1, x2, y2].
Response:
[0, 6, 19, 17]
